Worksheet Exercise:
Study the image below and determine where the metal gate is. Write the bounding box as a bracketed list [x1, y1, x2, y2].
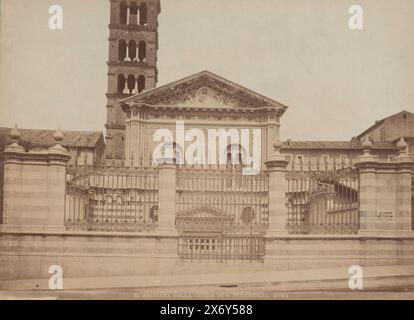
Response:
[176, 166, 268, 262]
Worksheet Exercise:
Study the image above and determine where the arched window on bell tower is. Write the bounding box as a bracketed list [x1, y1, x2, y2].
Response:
[120, 1, 128, 25]
[117, 74, 126, 94]
[138, 75, 145, 93]
[127, 75, 136, 94]
[128, 40, 137, 61]
[129, 2, 138, 25]
[118, 39, 127, 61]
[139, 3, 148, 25]
[138, 41, 146, 62]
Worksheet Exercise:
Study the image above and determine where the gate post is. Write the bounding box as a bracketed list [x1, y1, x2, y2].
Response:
[157, 157, 177, 235]
[265, 144, 289, 237]
[0, 127, 70, 233]
[355, 137, 414, 236]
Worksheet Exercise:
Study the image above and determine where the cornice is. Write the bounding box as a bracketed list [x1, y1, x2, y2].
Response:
[122, 103, 282, 119]
[105, 123, 127, 130]
[106, 93, 134, 99]
[107, 61, 156, 69]
[108, 23, 158, 33]
[354, 159, 414, 172]
[2, 150, 71, 164]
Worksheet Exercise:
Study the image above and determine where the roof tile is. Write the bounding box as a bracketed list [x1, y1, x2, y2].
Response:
[0, 128, 103, 149]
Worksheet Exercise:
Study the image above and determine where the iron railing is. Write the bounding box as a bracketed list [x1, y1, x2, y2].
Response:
[176, 166, 269, 234]
[286, 158, 359, 234]
[65, 165, 158, 232]
[175, 166, 268, 261]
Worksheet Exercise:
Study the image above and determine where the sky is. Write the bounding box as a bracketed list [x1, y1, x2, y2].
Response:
[0, 0, 413, 141]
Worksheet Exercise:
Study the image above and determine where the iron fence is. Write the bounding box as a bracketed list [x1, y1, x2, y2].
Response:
[176, 166, 268, 261]
[176, 166, 269, 233]
[286, 158, 359, 234]
[65, 165, 158, 232]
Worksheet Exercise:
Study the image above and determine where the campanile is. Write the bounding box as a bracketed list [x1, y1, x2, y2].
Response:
[105, 0, 161, 163]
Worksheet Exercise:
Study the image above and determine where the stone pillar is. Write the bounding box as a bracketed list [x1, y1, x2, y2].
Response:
[355, 137, 414, 236]
[124, 44, 131, 62]
[157, 158, 177, 235]
[132, 77, 138, 94]
[265, 144, 289, 237]
[123, 76, 130, 94]
[0, 127, 70, 233]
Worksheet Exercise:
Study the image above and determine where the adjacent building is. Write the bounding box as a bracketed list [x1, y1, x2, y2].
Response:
[0, 128, 105, 166]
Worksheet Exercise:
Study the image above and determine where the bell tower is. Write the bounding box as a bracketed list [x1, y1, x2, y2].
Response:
[105, 0, 161, 164]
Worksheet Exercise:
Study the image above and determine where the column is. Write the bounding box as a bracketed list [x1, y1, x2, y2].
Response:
[123, 76, 130, 94]
[126, 6, 130, 25]
[354, 139, 378, 233]
[157, 157, 177, 235]
[124, 44, 131, 62]
[265, 143, 289, 237]
[132, 77, 138, 94]
[393, 138, 413, 232]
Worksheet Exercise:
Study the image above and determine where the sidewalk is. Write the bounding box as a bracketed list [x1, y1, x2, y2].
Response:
[1, 264, 413, 294]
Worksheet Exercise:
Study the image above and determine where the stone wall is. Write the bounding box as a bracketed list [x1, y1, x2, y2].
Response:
[0, 135, 5, 224]
[1, 232, 413, 282]
[0, 155, 3, 225]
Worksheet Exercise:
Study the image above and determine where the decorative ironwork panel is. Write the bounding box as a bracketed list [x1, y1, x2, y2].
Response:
[286, 158, 359, 234]
[176, 166, 269, 235]
[65, 165, 159, 232]
[176, 166, 268, 261]
[178, 235, 265, 262]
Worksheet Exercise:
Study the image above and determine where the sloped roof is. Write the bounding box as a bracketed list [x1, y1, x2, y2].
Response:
[357, 110, 414, 139]
[281, 140, 397, 150]
[0, 128, 104, 149]
[120, 70, 288, 113]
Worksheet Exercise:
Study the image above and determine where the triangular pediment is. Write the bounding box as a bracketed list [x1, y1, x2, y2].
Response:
[120, 70, 287, 113]
[176, 206, 234, 221]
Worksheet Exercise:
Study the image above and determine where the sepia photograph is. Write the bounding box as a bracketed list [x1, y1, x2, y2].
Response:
[0, 0, 413, 304]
